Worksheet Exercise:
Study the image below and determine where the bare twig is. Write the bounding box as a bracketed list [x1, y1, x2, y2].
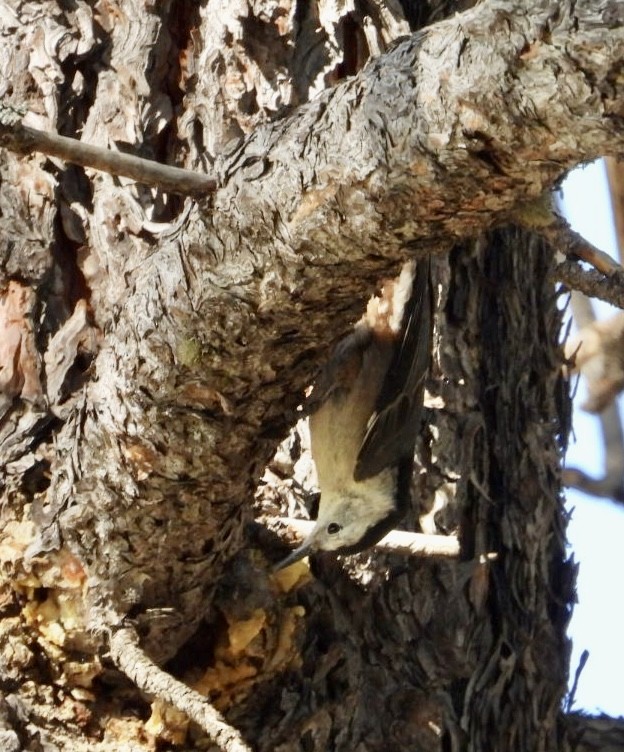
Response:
[566, 648, 589, 712]
[108, 626, 252, 752]
[513, 197, 624, 306]
[0, 103, 217, 196]
[278, 517, 462, 557]
[555, 261, 624, 309]
[543, 212, 624, 276]
[563, 465, 624, 502]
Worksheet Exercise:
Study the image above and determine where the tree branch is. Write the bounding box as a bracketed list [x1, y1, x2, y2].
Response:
[542, 213, 624, 277]
[0, 103, 217, 196]
[3, 1, 624, 257]
[555, 262, 624, 309]
[278, 517, 462, 557]
[108, 626, 252, 752]
[513, 196, 624, 303]
[563, 464, 624, 503]
[200, 0, 624, 270]
[606, 156, 624, 266]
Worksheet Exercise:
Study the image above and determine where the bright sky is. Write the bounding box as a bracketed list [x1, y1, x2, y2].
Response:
[559, 160, 624, 717]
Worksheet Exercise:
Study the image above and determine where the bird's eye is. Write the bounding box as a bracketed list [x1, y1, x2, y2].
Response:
[327, 522, 342, 535]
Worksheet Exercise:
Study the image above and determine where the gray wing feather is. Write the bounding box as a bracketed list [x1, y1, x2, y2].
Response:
[306, 326, 372, 416]
[354, 258, 432, 481]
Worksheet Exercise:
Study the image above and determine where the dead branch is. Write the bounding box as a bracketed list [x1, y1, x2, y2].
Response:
[108, 626, 252, 752]
[562, 464, 624, 503]
[513, 199, 624, 305]
[277, 517, 462, 557]
[0, 103, 217, 196]
[546, 219, 623, 277]
[555, 262, 624, 309]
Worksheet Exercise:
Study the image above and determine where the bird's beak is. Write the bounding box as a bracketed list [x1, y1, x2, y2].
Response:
[273, 536, 315, 571]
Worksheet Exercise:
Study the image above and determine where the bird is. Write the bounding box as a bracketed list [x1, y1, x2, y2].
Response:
[276, 257, 432, 569]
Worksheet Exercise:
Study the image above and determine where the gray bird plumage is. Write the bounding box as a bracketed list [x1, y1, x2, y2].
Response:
[276, 258, 432, 569]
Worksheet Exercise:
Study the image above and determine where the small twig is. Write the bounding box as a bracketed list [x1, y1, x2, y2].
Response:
[0, 103, 217, 196]
[555, 261, 624, 309]
[566, 649, 589, 713]
[546, 208, 624, 307]
[278, 517, 462, 557]
[108, 626, 252, 752]
[512, 196, 622, 275]
[512, 198, 624, 307]
[542, 211, 624, 277]
[563, 466, 624, 503]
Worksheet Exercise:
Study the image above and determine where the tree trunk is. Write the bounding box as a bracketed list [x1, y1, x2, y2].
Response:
[0, 0, 622, 749]
[248, 227, 573, 752]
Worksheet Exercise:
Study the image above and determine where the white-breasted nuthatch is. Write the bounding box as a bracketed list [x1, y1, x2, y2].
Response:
[276, 257, 432, 569]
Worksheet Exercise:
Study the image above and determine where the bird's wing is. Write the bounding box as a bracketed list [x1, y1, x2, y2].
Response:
[305, 325, 373, 416]
[354, 257, 432, 482]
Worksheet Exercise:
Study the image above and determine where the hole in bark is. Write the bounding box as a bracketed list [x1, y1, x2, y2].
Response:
[241, 13, 292, 97]
[164, 612, 222, 678]
[333, 12, 368, 80]
[35, 209, 93, 352]
[166, 0, 202, 107]
[201, 539, 214, 555]
[32, 587, 49, 603]
[20, 460, 52, 496]
[301, 729, 314, 752]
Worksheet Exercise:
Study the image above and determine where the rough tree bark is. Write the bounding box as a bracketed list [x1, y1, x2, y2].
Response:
[0, 0, 623, 750]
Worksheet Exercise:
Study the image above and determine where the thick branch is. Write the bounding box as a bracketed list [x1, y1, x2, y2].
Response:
[3, 2, 621, 263]
[205, 0, 624, 275]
